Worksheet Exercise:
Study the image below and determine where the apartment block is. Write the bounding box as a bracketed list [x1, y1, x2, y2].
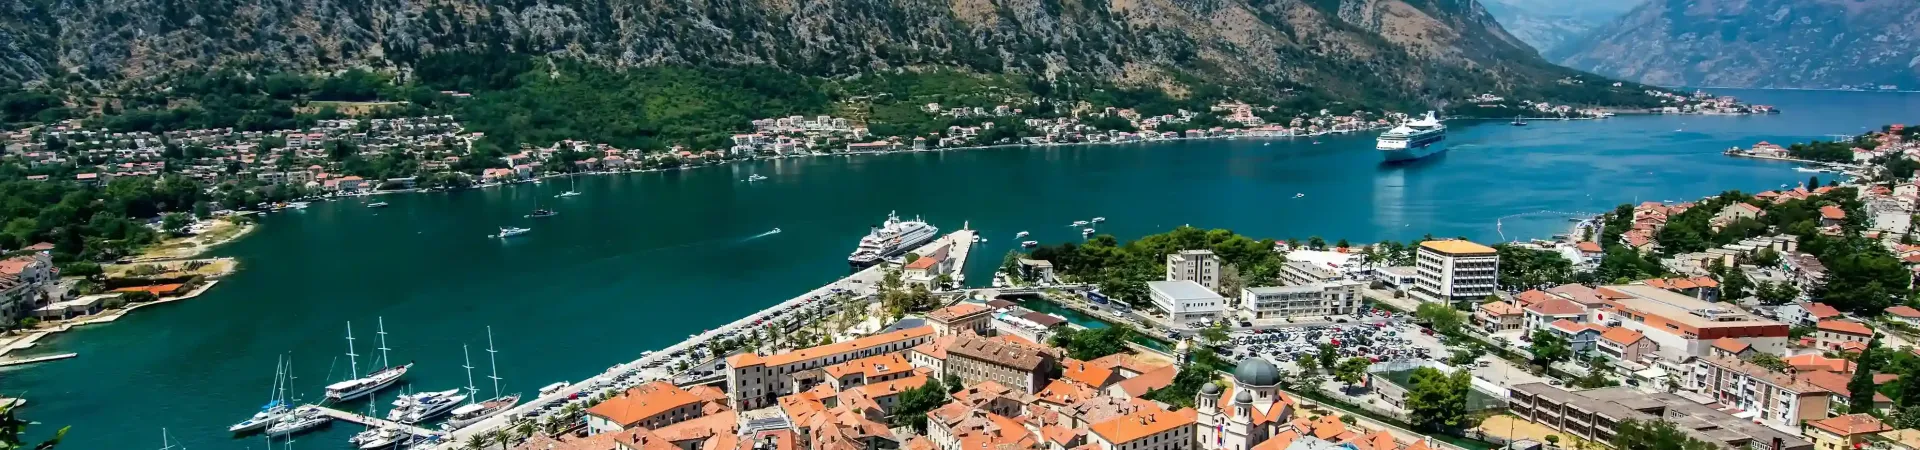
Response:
[1239, 281, 1361, 321]
[1600, 285, 1789, 362]
[1167, 250, 1222, 293]
[1410, 240, 1499, 305]
[1508, 383, 1811, 450]
[1689, 355, 1831, 430]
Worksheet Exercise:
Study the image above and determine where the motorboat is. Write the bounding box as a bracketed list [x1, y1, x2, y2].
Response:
[526, 209, 558, 218]
[1081, 228, 1096, 236]
[399, 392, 467, 424]
[1294, 193, 1305, 198]
[367, 202, 389, 208]
[1091, 217, 1105, 223]
[496, 227, 531, 238]
[1021, 241, 1039, 248]
[1015, 231, 1029, 239]
[389, 389, 461, 419]
[262, 405, 331, 437]
[355, 425, 412, 449]
[1069, 220, 1090, 227]
[746, 174, 769, 182]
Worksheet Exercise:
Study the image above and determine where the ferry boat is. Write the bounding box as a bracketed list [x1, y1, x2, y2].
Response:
[1377, 111, 1447, 163]
[847, 211, 939, 268]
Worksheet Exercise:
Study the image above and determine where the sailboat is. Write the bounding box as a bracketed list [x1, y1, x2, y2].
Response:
[555, 174, 582, 198]
[159, 428, 183, 449]
[324, 319, 412, 402]
[229, 355, 293, 433]
[350, 395, 406, 448]
[1511, 115, 1528, 126]
[441, 327, 522, 431]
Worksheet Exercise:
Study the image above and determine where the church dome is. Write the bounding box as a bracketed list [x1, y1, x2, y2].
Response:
[1234, 389, 1254, 404]
[1200, 381, 1222, 396]
[1233, 357, 1281, 387]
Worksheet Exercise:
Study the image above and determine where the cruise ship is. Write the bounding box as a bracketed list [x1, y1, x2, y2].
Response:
[1377, 111, 1447, 162]
[847, 212, 939, 268]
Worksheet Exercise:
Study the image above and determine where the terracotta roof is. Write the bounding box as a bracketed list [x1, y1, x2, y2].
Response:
[904, 256, 940, 270]
[1419, 239, 1496, 255]
[1526, 298, 1586, 316]
[1576, 242, 1603, 253]
[1250, 430, 1300, 450]
[1109, 364, 1178, 397]
[586, 381, 704, 428]
[1310, 414, 1347, 440]
[1803, 371, 1891, 404]
[1784, 354, 1852, 373]
[927, 303, 989, 323]
[1887, 306, 1920, 318]
[1599, 327, 1645, 345]
[1087, 406, 1196, 445]
[1035, 379, 1099, 407]
[1810, 414, 1890, 436]
[1820, 205, 1847, 220]
[1061, 359, 1120, 388]
[729, 326, 933, 368]
[1803, 302, 1843, 318]
[948, 333, 1054, 371]
[1087, 353, 1169, 376]
[1548, 319, 1600, 334]
[1818, 320, 1874, 336]
[821, 353, 915, 380]
[1478, 301, 1522, 316]
[1515, 290, 1550, 306]
[1702, 355, 1830, 394]
[1706, 338, 1750, 354]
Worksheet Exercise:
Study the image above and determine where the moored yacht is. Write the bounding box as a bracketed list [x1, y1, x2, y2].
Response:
[324, 319, 411, 402]
[441, 327, 522, 432]
[262, 405, 331, 437]
[496, 227, 531, 238]
[847, 211, 939, 268]
[230, 355, 293, 434]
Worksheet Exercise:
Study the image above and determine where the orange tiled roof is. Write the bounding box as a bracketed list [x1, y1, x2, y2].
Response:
[1061, 359, 1119, 388]
[1526, 298, 1585, 316]
[1599, 327, 1645, 345]
[1818, 320, 1873, 336]
[1110, 365, 1178, 397]
[1087, 406, 1196, 445]
[1888, 306, 1920, 318]
[1810, 414, 1890, 436]
[586, 381, 704, 428]
[1711, 338, 1751, 354]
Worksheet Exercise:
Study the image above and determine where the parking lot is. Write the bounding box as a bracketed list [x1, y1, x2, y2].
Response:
[1221, 308, 1435, 371]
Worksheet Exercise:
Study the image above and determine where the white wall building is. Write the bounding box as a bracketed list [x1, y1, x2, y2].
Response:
[1239, 281, 1361, 320]
[1166, 250, 1222, 293]
[1149, 280, 1226, 325]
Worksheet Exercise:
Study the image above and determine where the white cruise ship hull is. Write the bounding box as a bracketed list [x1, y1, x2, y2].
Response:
[1380, 141, 1446, 162]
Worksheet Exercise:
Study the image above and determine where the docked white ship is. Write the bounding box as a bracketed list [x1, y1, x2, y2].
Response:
[1377, 111, 1447, 162]
[847, 211, 939, 268]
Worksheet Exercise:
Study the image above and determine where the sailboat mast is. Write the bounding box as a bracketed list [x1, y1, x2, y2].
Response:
[376, 317, 392, 369]
[345, 322, 360, 377]
[486, 326, 502, 398]
[461, 344, 478, 404]
[269, 354, 284, 404]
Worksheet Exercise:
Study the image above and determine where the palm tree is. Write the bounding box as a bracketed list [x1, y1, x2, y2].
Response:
[516, 421, 537, 440]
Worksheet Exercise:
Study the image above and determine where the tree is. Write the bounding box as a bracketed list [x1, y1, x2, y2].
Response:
[1198, 322, 1231, 345]
[1720, 269, 1752, 301]
[1901, 361, 1920, 409]
[1404, 367, 1472, 432]
[0, 403, 64, 449]
[1218, 264, 1246, 299]
[1334, 357, 1372, 389]
[160, 213, 190, 236]
[1752, 248, 1782, 267]
[1335, 238, 1351, 249]
[1754, 281, 1799, 305]
[889, 376, 949, 432]
[1530, 328, 1573, 368]
[1748, 353, 1789, 372]
[1317, 344, 1338, 374]
[1050, 325, 1136, 360]
[1414, 302, 1466, 335]
[1545, 435, 1561, 447]
[1849, 335, 1884, 414]
[1308, 236, 1326, 250]
[1495, 244, 1575, 291]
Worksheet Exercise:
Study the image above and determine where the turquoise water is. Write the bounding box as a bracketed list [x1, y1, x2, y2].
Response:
[5, 89, 1920, 448]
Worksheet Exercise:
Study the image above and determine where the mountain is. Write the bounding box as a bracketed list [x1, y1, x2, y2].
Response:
[0, 0, 1632, 105]
[1479, 0, 1642, 54]
[1551, 0, 1920, 90]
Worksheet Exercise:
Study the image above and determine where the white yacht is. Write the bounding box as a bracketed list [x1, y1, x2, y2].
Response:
[556, 175, 582, 198]
[1015, 231, 1029, 239]
[846, 211, 939, 268]
[1091, 217, 1106, 223]
[262, 405, 331, 437]
[1081, 228, 1096, 236]
[387, 389, 461, 421]
[355, 425, 412, 449]
[324, 319, 411, 402]
[399, 391, 467, 424]
[1069, 220, 1090, 227]
[1377, 111, 1447, 162]
[1021, 241, 1039, 248]
[441, 328, 523, 432]
[229, 356, 293, 433]
[496, 227, 531, 238]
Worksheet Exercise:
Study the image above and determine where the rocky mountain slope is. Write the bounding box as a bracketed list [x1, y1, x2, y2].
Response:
[1480, 0, 1641, 54]
[0, 0, 1616, 104]
[1551, 0, 1920, 89]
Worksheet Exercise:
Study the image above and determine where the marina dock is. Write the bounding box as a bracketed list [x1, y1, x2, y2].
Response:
[310, 405, 440, 438]
[0, 352, 76, 368]
[435, 228, 975, 448]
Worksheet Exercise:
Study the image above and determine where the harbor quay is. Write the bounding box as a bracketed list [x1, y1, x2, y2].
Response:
[436, 228, 974, 447]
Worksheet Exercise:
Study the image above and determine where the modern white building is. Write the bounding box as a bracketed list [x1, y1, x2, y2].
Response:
[1411, 240, 1499, 305]
[1166, 250, 1222, 293]
[1239, 281, 1361, 320]
[1148, 280, 1226, 325]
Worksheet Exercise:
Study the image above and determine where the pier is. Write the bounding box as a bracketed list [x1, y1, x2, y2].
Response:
[0, 352, 76, 368]
[309, 405, 440, 438]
